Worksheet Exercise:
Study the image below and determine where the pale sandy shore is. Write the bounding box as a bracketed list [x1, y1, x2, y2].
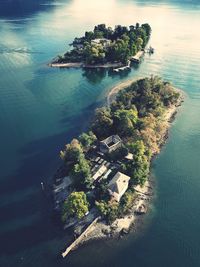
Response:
[107, 77, 143, 107]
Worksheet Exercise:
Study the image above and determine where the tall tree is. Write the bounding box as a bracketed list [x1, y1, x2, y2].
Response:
[62, 192, 89, 222]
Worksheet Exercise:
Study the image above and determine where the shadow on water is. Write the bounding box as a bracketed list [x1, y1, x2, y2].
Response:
[82, 68, 107, 85]
[0, 130, 75, 257]
[0, 101, 102, 256]
[60, 101, 101, 126]
[82, 67, 132, 85]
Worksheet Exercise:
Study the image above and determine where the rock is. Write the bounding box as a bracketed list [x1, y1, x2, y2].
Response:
[135, 204, 147, 215]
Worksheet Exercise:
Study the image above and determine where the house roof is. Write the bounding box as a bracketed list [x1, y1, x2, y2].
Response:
[91, 38, 111, 44]
[100, 135, 122, 148]
[125, 153, 134, 160]
[108, 172, 130, 202]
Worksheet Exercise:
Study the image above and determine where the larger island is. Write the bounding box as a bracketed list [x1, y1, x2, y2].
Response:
[50, 23, 152, 68]
[52, 76, 183, 258]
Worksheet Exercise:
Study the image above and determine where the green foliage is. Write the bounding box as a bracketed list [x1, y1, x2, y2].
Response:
[60, 76, 180, 224]
[83, 43, 105, 64]
[123, 153, 150, 186]
[59, 23, 151, 65]
[109, 146, 129, 161]
[62, 192, 89, 222]
[71, 156, 92, 190]
[95, 200, 110, 216]
[95, 200, 119, 223]
[95, 180, 110, 201]
[60, 139, 84, 165]
[92, 107, 113, 138]
[79, 131, 97, 149]
[127, 140, 145, 160]
[120, 190, 136, 213]
[116, 76, 180, 117]
[114, 107, 138, 136]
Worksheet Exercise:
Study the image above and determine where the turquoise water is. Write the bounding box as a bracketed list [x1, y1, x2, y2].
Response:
[0, 0, 200, 266]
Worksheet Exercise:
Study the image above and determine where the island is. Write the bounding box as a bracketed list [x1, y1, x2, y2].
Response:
[50, 23, 152, 70]
[52, 76, 183, 258]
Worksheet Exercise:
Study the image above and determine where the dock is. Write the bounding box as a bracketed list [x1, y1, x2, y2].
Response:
[130, 51, 145, 63]
[62, 216, 100, 258]
[113, 60, 131, 72]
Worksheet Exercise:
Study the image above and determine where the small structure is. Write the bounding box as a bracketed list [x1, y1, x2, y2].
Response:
[108, 172, 130, 202]
[91, 38, 111, 47]
[130, 50, 144, 63]
[125, 153, 134, 161]
[113, 60, 131, 72]
[135, 204, 147, 214]
[100, 135, 122, 154]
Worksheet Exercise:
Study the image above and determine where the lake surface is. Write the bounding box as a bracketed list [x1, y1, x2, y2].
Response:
[0, 0, 200, 266]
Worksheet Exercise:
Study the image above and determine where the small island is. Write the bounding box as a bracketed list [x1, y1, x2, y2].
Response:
[50, 23, 152, 69]
[52, 76, 183, 258]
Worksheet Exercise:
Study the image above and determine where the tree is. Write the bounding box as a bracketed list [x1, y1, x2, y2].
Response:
[79, 131, 97, 149]
[131, 43, 137, 56]
[62, 192, 89, 222]
[123, 153, 150, 186]
[114, 108, 138, 136]
[92, 107, 113, 138]
[95, 200, 119, 223]
[136, 37, 143, 51]
[60, 139, 84, 165]
[95, 180, 110, 201]
[109, 146, 128, 161]
[83, 43, 105, 64]
[85, 31, 94, 41]
[141, 23, 151, 37]
[95, 200, 109, 216]
[127, 140, 145, 160]
[71, 156, 92, 189]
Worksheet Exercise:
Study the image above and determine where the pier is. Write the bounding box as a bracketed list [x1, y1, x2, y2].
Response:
[62, 216, 100, 258]
[130, 50, 145, 63]
[113, 60, 131, 72]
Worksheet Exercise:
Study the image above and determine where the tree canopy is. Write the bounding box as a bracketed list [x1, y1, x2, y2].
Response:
[62, 191, 89, 222]
[57, 23, 151, 65]
[60, 139, 84, 165]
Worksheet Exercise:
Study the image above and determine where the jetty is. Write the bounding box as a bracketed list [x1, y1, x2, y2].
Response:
[49, 62, 83, 68]
[62, 216, 100, 258]
[113, 60, 131, 72]
[130, 51, 145, 63]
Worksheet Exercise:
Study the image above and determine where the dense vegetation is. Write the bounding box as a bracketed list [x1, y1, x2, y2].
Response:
[56, 23, 151, 65]
[60, 76, 180, 223]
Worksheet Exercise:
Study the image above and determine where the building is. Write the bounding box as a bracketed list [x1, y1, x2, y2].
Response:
[108, 172, 130, 202]
[100, 135, 122, 154]
[125, 153, 134, 160]
[91, 38, 111, 47]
